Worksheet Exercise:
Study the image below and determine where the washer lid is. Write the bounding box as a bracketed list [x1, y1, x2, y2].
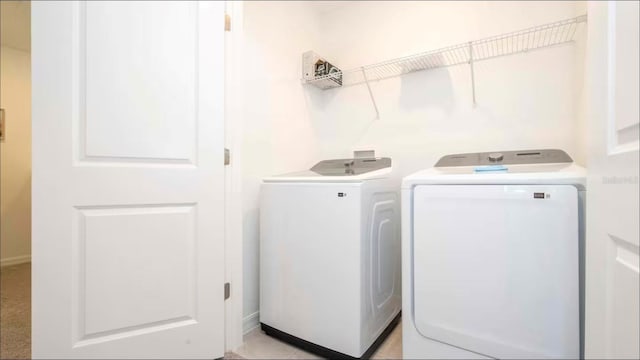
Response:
[264, 157, 392, 183]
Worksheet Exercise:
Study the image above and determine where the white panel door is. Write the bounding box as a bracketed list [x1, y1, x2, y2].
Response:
[585, 2, 640, 359]
[31, 1, 226, 358]
[413, 185, 579, 359]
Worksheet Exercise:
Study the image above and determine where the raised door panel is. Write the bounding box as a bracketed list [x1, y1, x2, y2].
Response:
[82, 2, 197, 163]
[73, 205, 197, 346]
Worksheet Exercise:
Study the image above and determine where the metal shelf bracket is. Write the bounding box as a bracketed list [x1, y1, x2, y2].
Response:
[361, 67, 380, 120]
[469, 41, 477, 107]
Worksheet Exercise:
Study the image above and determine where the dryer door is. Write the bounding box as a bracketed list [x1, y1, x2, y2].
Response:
[412, 185, 579, 359]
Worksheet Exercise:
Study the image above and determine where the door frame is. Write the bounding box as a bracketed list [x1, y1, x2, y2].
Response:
[223, 0, 245, 352]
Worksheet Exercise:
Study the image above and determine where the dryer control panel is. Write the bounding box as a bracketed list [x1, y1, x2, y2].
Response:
[434, 149, 572, 167]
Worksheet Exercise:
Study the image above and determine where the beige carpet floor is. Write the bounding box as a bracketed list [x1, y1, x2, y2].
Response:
[0, 262, 31, 360]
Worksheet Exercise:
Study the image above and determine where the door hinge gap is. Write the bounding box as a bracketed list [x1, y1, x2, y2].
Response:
[225, 13, 231, 32]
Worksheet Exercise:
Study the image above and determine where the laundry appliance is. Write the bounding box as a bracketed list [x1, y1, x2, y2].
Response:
[260, 156, 401, 359]
[402, 149, 586, 359]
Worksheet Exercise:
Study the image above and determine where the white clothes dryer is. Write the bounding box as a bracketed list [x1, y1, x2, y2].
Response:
[402, 149, 586, 359]
[260, 157, 401, 359]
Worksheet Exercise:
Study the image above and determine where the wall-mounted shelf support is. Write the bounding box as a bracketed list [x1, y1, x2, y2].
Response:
[302, 14, 587, 111]
[468, 41, 477, 107]
[361, 67, 380, 120]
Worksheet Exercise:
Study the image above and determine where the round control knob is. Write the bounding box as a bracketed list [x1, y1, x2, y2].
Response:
[488, 153, 504, 162]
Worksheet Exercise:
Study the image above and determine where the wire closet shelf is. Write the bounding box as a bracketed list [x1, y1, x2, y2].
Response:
[304, 14, 588, 90]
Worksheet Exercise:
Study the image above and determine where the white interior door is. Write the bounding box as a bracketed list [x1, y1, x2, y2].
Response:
[31, 1, 226, 358]
[585, 1, 640, 359]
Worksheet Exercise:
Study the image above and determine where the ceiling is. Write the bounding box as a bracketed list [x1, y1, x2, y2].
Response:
[1, 1, 30, 52]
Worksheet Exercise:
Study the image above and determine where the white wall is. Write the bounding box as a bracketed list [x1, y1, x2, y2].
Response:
[239, 1, 588, 330]
[309, 1, 587, 177]
[241, 1, 324, 333]
[0, 46, 31, 266]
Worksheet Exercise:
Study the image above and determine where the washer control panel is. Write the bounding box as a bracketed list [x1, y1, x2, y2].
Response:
[311, 157, 391, 176]
[434, 149, 573, 167]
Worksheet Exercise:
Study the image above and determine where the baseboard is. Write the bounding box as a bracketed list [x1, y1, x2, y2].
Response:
[0, 255, 31, 267]
[243, 311, 260, 335]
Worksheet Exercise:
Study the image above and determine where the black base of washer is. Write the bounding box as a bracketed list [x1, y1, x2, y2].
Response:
[261, 311, 401, 360]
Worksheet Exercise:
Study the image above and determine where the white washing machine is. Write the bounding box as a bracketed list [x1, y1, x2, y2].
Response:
[260, 156, 401, 359]
[402, 149, 586, 359]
